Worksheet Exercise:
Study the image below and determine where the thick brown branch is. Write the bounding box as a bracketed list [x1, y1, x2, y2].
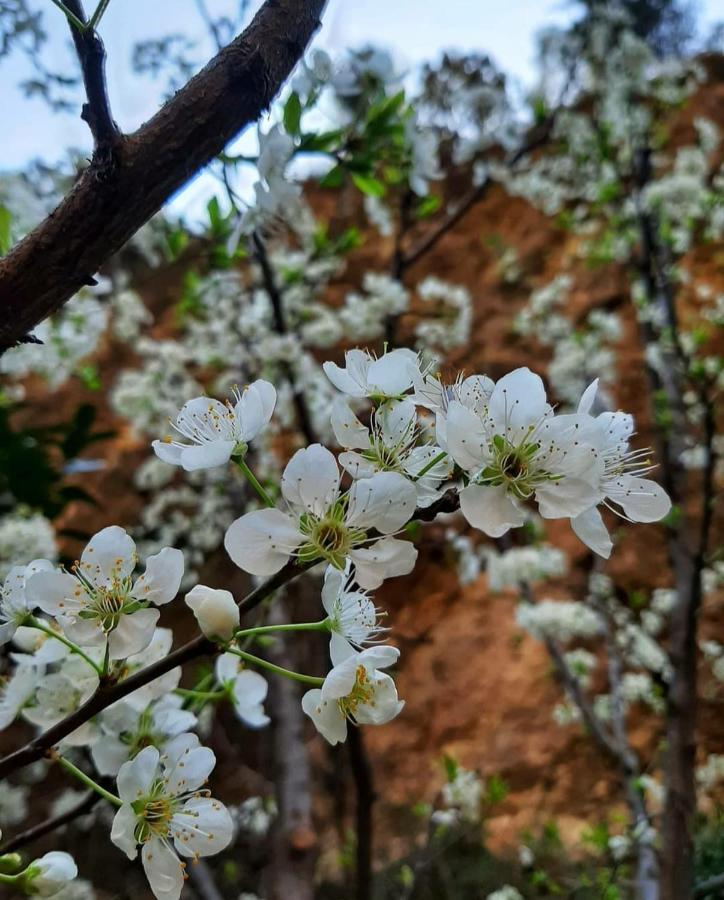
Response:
[0, 0, 326, 350]
[64, 0, 119, 150]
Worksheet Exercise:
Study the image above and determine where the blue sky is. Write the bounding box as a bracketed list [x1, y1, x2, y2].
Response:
[1, 0, 721, 219]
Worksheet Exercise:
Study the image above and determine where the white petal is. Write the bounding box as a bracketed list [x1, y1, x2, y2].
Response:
[108, 608, 160, 660]
[323, 354, 367, 396]
[379, 399, 416, 447]
[488, 367, 549, 437]
[577, 379, 599, 415]
[281, 444, 340, 515]
[224, 509, 302, 576]
[355, 672, 404, 725]
[535, 476, 601, 519]
[571, 507, 613, 558]
[132, 547, 184, 606]
[92, 736, 132, 777]
[142, 837, 185, 900]
[163, 743, 215, 795]
[236, 380, 276, 442]
[339, 451, 377, 480]
[172, 796, 233, 857]
[459, 483, 525, 537]
[152, 440, 185, 466]
[349, 536, 417, 590]
[233, 668, 269, 706]
[612, 476, 671, 522]
[445, 401, 488, 471]
[366, 349, 417, 396]
[321, 655, 359, 700]
[346, 471, 416, 533]
[321, 565, 345, 616]
[215, 652, 241, 684]
[331, 399, 369, 450]
[80, 526, 137, 587]
[25, 571, 80, 617]
[110, 804, 140, 860]
[117, 745, 159, 802]
[180, 440, 236, 471]
[301, 688, 348, 745]
[359, 645, 400, 671]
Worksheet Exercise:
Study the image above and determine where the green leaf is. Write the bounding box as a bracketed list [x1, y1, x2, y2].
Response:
[320, 165, 344, 189]
[283, 91, 303, 136]
[351, 172, 386, 197]
[0, 205, 12, 255]
[415, 195, 441, 219]
[442, 753, 458, 782]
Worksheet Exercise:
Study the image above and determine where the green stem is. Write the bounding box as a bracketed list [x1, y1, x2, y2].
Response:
[175, 687, 227, 701]
[413, 450, 448, 481]
[57, 757, 122, 808]
[27, 619, 101, 675]
[234, 620, 330, 640]
[48, 0, 87, 30]
[0, 873, 20, 886]
[234, 457, 275, 508]
[88, 0, 112, 28]
[228, 648, 324, 686]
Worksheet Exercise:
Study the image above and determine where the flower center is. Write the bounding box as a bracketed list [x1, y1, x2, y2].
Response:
[298, 504, 366, 570]
[133, 782, 177, 842]
[338, 665, 375, 720]
[476, 434, 557, 500]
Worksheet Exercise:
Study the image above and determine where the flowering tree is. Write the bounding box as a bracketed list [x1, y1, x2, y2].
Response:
[0, 2, 721, 900]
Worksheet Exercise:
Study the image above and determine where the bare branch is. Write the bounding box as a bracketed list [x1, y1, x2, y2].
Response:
[0, 560, 309, 780]
[0, 792, 99, 854]
[0, 0, 326, 351]
[63, 0, 120, 150]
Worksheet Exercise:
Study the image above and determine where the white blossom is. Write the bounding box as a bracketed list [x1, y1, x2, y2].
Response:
[224, 444, 417, 589]
[215, 654, 270, 728]
[153, 381, 276, 471]
[301, 644, 403, 745]
[111, 738, 233, 900]
[26, 527, 184, 660]
[185, 586, 240, 641]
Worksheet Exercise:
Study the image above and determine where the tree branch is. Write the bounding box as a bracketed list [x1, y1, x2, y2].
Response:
[0, 792, 99, 854]
[0, 0, 326, 351]
[0, 560, 308, 780]
[64, 0, 120, 150]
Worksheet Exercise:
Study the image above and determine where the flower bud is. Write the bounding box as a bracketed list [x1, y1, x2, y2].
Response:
[185, 585, 240, 641]
[24, 851, 77, 897]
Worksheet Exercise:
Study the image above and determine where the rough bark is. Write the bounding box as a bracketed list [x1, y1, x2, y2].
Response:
[0, 0, 326, 350]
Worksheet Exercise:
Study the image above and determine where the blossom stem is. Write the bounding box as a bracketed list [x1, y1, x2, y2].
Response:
[174, 687, 227, 701]
[26, 618, 102, 675]
[234, 457, 275, 508]
[88, 0, 113, 29]
[227, 648, 324, 686]
[0, 873, 21, 886]
[48, 0, 87, 31]
[57, 757, 122, 808]
[413, 450, 448, 480]
[233, 619, 330, 640]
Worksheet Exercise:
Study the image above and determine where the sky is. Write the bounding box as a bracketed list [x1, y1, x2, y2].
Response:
[1, 0, 721, 220]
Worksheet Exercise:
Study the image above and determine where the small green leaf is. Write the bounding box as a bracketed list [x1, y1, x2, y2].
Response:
[283, 91, 303, 136]
[0, 205, 11, 255]
[351, 172, 386, 197]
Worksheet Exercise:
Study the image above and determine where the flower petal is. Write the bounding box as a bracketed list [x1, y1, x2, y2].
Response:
[571, 507, 613, 558]
[108, 608, 160, 660]
[142, 837, 185, 900]
[459, 484, 525, 537]
[80, 526, 137, 587]
[281, 444, 340, 515]
[302, 688, 348, 745]
[346, 471, 416, 533]
[110, 804, 139, 860]
[224, 509, 302, 576]
[132, 547, 184, 606]
[172, 796, 234, 857]
[331, 399, 369, 450]
[349, 536, 417, 590]
[117, 745, 159, 802]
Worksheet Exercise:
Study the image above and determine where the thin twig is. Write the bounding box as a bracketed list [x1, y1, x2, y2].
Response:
[63, 0, 120, 150]
[0, 792, 99, 854]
